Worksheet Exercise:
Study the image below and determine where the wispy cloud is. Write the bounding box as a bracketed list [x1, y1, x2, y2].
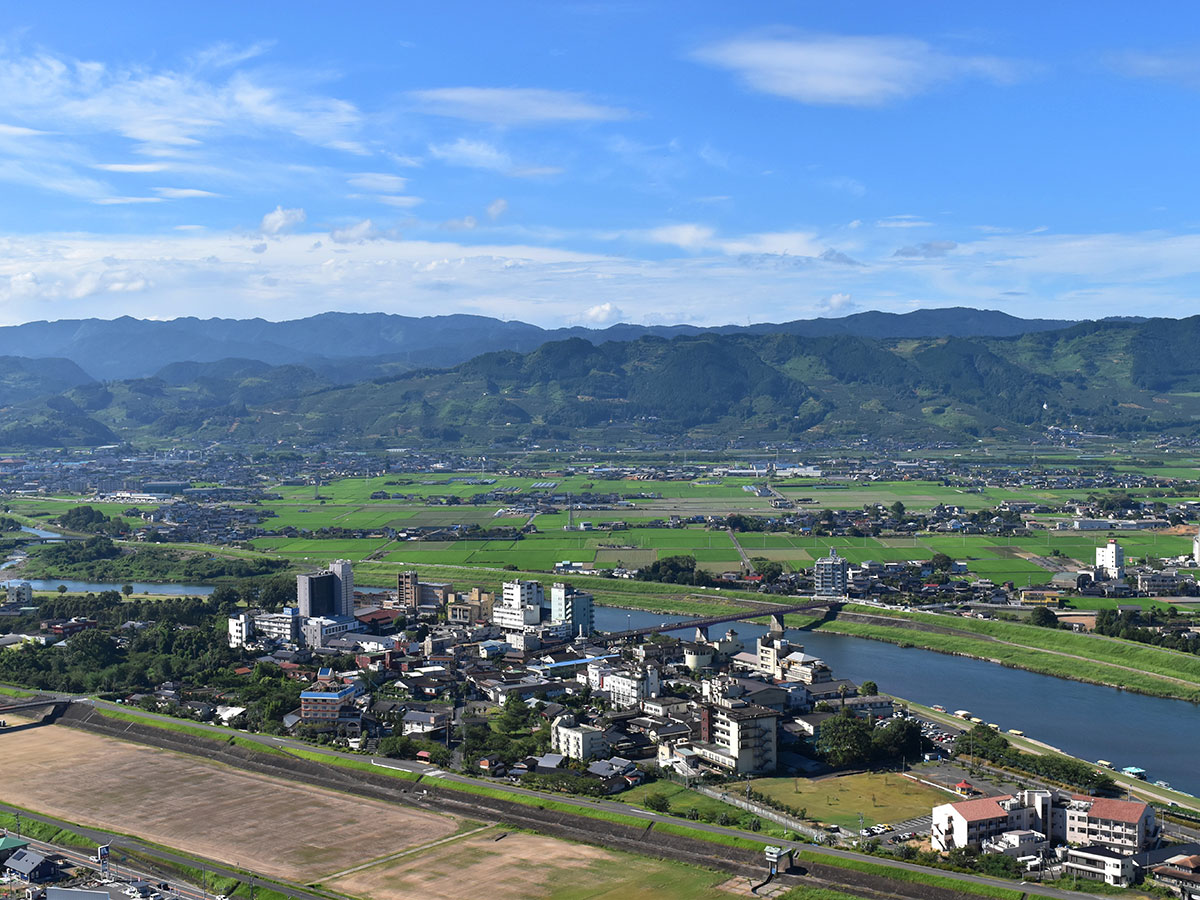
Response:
[894, 240, 957, 258]
[154, 187, 221, 199]
[348, 172, 408, 192]
[1107, 50, 1200, 88]
[428, 138, 561, 177]
[410, 87, 630, 125]
[877, 215, 933, 228]
[692, 33, 1026, 106]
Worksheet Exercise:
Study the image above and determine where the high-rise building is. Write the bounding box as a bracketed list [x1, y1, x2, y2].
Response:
[297, 571, 338, 618]
[813, 549, 849, 598]
[1096, 539, 1126, 580]
[329, 559, 354, 616]
[493, 580, 546, 633]
[550, 582, 594, 637]
[397, 570, 419, 609]
[1192, 527, 1200, 566]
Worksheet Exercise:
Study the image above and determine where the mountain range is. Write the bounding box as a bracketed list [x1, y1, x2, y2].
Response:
[0, 307, 1073, 382]
[0, 308, 1194, 450]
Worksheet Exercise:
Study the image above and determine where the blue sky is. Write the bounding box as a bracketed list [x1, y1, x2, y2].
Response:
[2, 1, 1200, 326]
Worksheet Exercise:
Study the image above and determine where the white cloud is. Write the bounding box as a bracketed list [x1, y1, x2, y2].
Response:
[877, 215, 933, 228]
[348, 172, 408, 192]
[487, 198, 508, 220]
[261, 205, 306, 234]
[645, 223, 717, 250]
[330, 219, 379, 243]
[377, 195, 423, 208]
[894, 240, 957, 258]
[410, 87, 630, 125]
[5, 226, 1200, 328]
[93, 162, 169, 173]
[1107, 50, 1200, 88]
[429, 138, 511, 171]
[0, 46, 365, 153]
[428, 138, 560, 178]
[94, 196, 163, 205]
[693, 33, 1024, 106]
[0, 123, 47, 137]
[443, 216, 477, 230]
[155, 187, 221, 199]
[190, 41, 276, 70]
[582, 302, 623, 324]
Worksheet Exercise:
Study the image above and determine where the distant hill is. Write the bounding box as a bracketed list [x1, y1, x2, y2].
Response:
[0, 308, 1074, 381]
[0, 314, 1196, 449]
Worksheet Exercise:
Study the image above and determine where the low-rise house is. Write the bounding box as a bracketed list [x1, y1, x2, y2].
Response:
[1151, 852, 1200, 899]
[5, 848, 57, 882]
[1065, 845, 1137, 887]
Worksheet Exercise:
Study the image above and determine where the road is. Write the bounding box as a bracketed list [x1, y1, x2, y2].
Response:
[47, 698, 1119, 900]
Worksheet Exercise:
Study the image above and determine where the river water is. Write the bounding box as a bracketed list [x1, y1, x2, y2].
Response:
[593, 606, 1200, 796]
[1, 577, 215, 596]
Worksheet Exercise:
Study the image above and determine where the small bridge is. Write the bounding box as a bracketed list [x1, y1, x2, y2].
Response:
[596, 598, 842, 644]
[0, 696, 70, 718]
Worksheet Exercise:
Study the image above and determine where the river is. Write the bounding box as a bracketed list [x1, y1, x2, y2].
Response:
[1, 577, 215, 596]
[592, 606, 1200, 796]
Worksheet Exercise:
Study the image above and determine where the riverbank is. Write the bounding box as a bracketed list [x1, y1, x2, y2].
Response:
[810, 606, 1200, 704]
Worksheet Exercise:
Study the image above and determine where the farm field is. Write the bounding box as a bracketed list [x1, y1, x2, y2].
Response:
[323, 828, 731, 900]
[0, 723, 459, 882]
[12, 474, 1199, 590]
[749, 772, 954, 831]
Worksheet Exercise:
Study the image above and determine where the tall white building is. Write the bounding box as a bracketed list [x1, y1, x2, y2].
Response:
[1192, 527, 1200, 566]
[329, 559, 354, 616]
[492, 580, 546, 633]
[813, 549, 849, 598]
[1096, 539, 1126, 580]
[550, 582, 594, 637]
[227, 613, 254, 648]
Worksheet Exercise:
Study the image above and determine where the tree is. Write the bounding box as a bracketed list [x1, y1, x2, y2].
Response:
[122, 584, 134, 597]
[1029, 606, 1059, 629]
[890, 501, 906, 519]
[838, 683, 850, 708]
[57, 584, 67, 594]
[817, 711, 873, 767]
[644, 792, 670, 813]
[860, 680, 878, 696]
[930, 552, 953, 572]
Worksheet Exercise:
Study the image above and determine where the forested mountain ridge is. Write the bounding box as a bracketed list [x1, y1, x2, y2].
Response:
[0, 307, 1073, 381]
[0, 314, 1197, 448]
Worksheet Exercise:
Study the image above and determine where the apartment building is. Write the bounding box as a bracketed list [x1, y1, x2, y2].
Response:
[932, 790, 1157, 856]
[550, 714, 606, 760]
[694, 699, 779, 775]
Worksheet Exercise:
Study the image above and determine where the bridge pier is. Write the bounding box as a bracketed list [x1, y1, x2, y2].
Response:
[769, 613, 786, 635]
[694, 625, 710, 643]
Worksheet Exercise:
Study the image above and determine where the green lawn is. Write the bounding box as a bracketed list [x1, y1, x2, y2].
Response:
[751, 772, 954, 830]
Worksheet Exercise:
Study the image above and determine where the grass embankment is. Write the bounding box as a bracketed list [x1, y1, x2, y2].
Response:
[0, 810, 97, 850]
[794, 851, 1025, 900]
[821, 607, 1200, 701]
[91, 707, 289, 756]
[0, 683, 38, 699]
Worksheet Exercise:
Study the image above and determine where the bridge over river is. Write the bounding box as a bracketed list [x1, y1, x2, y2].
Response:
[595, 598, 841, 644]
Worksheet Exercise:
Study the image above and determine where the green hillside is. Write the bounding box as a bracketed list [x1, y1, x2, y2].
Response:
[4, 316, 1200, 448]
